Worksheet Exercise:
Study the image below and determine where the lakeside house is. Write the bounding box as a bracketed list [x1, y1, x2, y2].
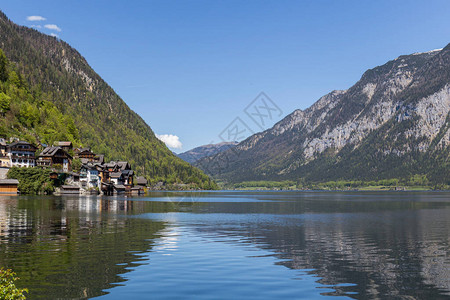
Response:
[37, 146, 73, 172]
[57, 141, 73, 153]
[134, 176, 147, 195]
[0, 139, 38, 171]
[99, 161, 135, 195]
[75, 148, 95, 161]
[136, 176, 148, 188]
[8, 141, 37, 168]
[0, 179, 19, 194]
[60, 185, 80, 195]
[80, 163, 101, 189]
[0, 138, 147, 195]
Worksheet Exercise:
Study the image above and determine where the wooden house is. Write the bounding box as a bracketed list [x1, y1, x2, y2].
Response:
[131, 186, 144, 195]
[57, 141, 73, 153]
[136, 176, 148, 187]
[113, 184, 126, 195]
[75, 148, 95, 161]
[37, 146, 72, 172]
[0, 179, 19, 194]
[60, 185, 80, 195]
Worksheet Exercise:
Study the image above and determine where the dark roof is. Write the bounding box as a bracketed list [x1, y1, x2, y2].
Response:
[110, 172, 122, 178]
[105, 161, 117, 168]
[40, 146, 60, 156]
[94, 155, 104, 164]
[81, 163, 97, 170]
[0, 179, 19, 185]
[0, 138, 6, 147]
[114, 184, 126, 190]
[136, 176, 148, 185]
[78, 148, 92, 153]
[80, 158, 90, 164]
[117, 161, 130, 171]
[8, 141, 37, 149]
[121, 169, 134, 176]
[39, 146, 73, 159]
[104, 161, 131, 171]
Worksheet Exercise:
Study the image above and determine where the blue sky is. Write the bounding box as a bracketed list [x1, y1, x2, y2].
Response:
[2, 1, 450, 152]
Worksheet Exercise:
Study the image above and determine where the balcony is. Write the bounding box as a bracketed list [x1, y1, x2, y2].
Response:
[9, 147, 35, 152]
[11, 155, 35, 160]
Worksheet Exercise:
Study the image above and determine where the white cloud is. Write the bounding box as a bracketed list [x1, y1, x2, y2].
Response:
[50, 33, 59, 38]
[30, 25, 42, 29]
[44, 24, 62, 32]
[156, 134, 183, 150]
[27, 15, 46, 21]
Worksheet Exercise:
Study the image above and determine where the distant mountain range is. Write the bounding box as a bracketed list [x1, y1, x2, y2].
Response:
[178, 142, 238, 164]
[0, 11, 215, 189]
[197, 45, 450, 185]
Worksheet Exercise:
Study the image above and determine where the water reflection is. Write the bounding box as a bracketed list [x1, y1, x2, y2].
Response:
[0, 192, 449, 299]
[0, 195, 167, 299]
[141, 191, 450, 299]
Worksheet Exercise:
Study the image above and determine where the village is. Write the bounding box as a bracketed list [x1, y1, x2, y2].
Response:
[0, 138, 148, 195]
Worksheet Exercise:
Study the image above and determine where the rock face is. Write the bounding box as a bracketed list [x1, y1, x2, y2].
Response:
[178, 142, 238, 164]
[197, 46, 450, 184]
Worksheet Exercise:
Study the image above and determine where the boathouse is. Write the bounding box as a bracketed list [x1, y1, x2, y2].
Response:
[0, 179, 19, 194]
[60, 185, 80, 195]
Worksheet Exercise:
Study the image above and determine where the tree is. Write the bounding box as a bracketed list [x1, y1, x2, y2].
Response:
[72, 158, 82, 173]
[0, 92, 10, 113]
[0, 49, 8, 82]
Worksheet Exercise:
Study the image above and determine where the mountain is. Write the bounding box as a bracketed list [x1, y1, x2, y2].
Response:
[197, 45, 450, 185]
[0, 11, 216, 189]
[178, 142, 238, 164]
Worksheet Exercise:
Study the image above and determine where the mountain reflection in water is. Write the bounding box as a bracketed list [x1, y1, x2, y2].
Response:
[0, 191, 449, 299]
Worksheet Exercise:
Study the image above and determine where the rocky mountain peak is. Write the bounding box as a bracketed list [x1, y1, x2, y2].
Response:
[197, 44, 450, 184]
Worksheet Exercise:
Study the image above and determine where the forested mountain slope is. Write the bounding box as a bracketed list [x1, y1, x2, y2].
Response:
[0, 11, 215, 188]
[197, 45, 450, 185]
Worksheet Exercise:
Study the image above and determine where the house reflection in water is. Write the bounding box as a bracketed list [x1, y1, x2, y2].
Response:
[0, 195, 166, 299]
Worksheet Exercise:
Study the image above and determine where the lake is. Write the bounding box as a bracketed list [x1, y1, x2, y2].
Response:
[0, 191, 449, 299]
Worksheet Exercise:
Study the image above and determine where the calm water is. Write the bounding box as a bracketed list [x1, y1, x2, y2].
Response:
[0, 191, 449, 299]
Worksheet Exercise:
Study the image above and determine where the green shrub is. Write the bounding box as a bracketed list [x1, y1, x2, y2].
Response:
[7, 167, 54, 195]
[0, 268, 28, 300]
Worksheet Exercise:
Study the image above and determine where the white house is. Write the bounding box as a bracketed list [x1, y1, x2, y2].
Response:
[8, 141, 37, 168]
[80, 164, 100, 189]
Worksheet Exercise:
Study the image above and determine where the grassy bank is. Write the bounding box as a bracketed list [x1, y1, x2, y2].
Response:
[227, 176, 449, 191]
